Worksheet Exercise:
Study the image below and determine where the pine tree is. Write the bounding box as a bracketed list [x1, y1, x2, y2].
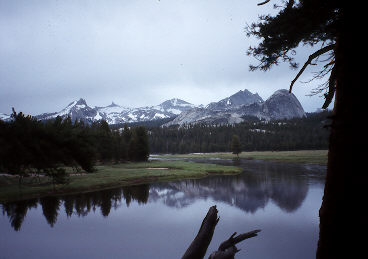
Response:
[231, 135, 241, 157]
[130, 126, 149, 161]
[245, 1, 354, 257]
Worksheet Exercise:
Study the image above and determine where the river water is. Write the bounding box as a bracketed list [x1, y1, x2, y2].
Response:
[0, 159, 326, 259]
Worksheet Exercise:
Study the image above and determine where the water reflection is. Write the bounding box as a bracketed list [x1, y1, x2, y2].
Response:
[1, 186, 150, 230]
[1, 198, 38, 231]
[150, 171, 308, 213]
[1, 160, 325, 231]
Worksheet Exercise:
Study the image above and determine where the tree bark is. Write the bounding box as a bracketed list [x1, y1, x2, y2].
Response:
[316, 12, 363, 258]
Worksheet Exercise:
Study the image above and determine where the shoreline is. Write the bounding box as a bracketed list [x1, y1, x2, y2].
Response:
[153, 150, 328, 165]
[0, 150, 327, 203]
[0, 160, 241, 203]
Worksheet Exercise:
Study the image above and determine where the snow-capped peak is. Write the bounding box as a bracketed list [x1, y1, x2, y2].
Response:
[33, 97, 196, 125]
[106, 101, 119, 107]
[0, 112, 10, 121]
[205, 89, 264, 110]
[75, 98, 87, 106]
[159, 98, 195, 109]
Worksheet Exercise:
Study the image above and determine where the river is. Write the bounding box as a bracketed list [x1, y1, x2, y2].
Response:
[0, 159, 326, 259]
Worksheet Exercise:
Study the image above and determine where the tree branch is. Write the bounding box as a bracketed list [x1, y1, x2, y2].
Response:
[322, 64, 337, 109]
[258, 0, 294, 8]
[257, 0, 271, 6]
[286, 0, 295, 9]
[289, 44, 335, 93]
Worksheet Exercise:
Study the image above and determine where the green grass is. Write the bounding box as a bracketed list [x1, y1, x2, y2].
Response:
[156, 150, 328, 165]
[0, 160, 241, 203]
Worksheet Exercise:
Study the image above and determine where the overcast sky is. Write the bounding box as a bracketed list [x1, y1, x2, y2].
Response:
[0, 0, 332, 115]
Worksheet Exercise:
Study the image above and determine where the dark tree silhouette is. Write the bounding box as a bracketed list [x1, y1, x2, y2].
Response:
[40, 196, 60, 227]
[148, 112, 329, 154]
[231, 135, 242, 157]
[0, 113, 150, 188]
[246, 1, 359, 258]
[129, 126, 150, 161]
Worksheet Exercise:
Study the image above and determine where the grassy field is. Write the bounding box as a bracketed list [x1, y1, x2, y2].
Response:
[0, 150, 327, 203]
[155, 150, 328, 165]
[0, 160, 241, 203]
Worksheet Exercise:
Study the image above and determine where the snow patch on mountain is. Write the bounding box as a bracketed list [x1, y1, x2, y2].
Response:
[8, 89, 305, 127]
[164, 89, 306, 127]
[206, 89, 263, 110]
[0, 113, 10, 121]
[34, 97, 196, 124]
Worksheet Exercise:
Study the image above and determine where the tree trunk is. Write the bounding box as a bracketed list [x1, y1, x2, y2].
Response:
[316, 15, 362, 258]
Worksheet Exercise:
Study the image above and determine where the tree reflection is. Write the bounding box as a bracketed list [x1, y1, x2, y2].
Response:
[122, 185, 149, 206]
[40, 196, 60, 227]
[1, 160, 324, 231]
[1, 184, 150, 230]
[1, 198, 38, 231]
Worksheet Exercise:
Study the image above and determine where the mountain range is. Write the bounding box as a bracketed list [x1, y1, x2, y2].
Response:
[34, 98, 195, 125]
[0, 89, 306, 126]
[164, 89, 305, 126]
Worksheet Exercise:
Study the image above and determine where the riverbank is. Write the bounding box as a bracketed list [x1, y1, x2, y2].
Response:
[154, 150, 328, 165]
[0, 160, 241, 203]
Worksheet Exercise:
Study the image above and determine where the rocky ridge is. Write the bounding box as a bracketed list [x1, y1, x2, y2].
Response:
[35, 98, 195, 124]
[164, 89, 306, 126]
[1, 89, 306, 125]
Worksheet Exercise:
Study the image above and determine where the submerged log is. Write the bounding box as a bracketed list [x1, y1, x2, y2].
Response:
[182, 206, 261, 259]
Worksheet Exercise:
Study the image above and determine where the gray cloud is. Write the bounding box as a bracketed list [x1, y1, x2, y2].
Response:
[0, 0, 331, 115]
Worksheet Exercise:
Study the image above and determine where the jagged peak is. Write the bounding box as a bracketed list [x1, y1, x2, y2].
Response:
[242, 89, 252, 94]
[107, 101, 119, 107]
[209, 89, 264, 108]
[232, 89, 255, 97]
[75, 98, 87, 106]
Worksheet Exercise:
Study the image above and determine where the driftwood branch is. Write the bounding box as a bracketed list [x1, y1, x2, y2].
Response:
[218, 230, 261, 251]
[182, 206, 219, 259]
[182, 206, 261, 259]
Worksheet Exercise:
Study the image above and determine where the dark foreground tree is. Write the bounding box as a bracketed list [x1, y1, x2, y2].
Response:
[129, 126, 149, 162]
[246, 1, 360, 258]
[231, 135, 242, 157]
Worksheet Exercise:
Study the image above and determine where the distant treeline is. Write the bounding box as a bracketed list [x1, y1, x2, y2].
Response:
[0, 110, 149, 180]
[147, 111, 331, 154]
[0, 109, 330, 179]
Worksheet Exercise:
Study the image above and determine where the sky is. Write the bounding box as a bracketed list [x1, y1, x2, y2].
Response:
[0, 0, 332, 115]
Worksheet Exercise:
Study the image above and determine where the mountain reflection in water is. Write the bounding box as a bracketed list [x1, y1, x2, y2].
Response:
[1, 159, 325, 231]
